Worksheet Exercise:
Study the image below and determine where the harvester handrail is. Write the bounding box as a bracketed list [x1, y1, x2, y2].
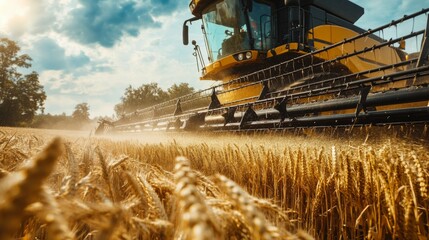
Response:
[270, 58, 418, 95]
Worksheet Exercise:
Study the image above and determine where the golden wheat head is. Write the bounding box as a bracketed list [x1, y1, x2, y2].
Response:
[0, 137, 64, 239]
[173, 156, 221, 240]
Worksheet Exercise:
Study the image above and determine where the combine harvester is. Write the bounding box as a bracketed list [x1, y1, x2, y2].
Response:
[96, 0, 429, 134]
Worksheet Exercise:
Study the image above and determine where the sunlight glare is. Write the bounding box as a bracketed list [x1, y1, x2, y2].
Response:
[0, 0, 30, 29]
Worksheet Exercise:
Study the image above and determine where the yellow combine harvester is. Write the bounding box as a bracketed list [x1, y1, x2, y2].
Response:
[97, 0, 429, 134]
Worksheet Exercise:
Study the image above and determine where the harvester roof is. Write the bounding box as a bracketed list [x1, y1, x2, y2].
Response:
[190, 0, 364, 23]
[285, 0, 364, 23]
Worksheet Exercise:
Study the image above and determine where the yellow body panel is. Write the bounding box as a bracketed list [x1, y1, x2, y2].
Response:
[311, 25, 403, 76]
[266, 42, 305, 57]
[218, 83, 262, 104]
[202, 50, 264, 104]
[208, 43, 309, 104]
[202, 50, 260, 80]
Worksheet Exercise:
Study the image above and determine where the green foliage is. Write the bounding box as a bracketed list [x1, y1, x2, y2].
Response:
[31, 113, 73, 129]
[72, 102, 90, 122]
[0, 38, 46, 126]
[115, 82, 195, 116]
[167, 83, 194, 99]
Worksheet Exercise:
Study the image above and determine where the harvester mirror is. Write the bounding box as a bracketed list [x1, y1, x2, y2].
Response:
[183, 16, 200, 46]
[183, 23, 189, 45]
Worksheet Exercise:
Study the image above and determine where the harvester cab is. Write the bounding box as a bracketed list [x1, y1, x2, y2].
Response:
[183, 0, 365, 81]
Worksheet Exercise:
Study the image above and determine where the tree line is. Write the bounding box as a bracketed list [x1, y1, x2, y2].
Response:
[30, 103, 95, 130]
[0, 38, 196, 129]
[114, 82, 195, 116]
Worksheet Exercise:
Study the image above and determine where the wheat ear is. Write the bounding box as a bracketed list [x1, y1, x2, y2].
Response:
[174, 156, 220, 240]
[138, 173, 168, 220]
[215, 174, 284, 240]
[63, 143, 79, 196]
[28, 187, 74, 239]
[0, 137, 63, 239]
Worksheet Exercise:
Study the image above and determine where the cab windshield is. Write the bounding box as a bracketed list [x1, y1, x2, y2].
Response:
[248, 1, 273, 51]
[202, 0, 250, 62]
[202, 0, 273, 62]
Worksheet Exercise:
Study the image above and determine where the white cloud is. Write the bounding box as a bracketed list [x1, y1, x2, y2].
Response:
[1, 0, 60, 37]
[35, 8, 212, 117]
[43, 94, 80, 115]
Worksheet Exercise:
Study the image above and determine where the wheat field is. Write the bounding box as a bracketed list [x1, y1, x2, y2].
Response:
[0, 126, 428, 239]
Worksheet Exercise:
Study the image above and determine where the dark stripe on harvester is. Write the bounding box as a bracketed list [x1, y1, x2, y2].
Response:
[314, 38, 387, 67]
[357, 56, 387, 67]
[313, 38, 333, 46]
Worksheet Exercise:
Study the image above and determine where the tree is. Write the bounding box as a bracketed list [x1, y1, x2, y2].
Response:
[167, 83, 195, 99]
[72, 103, 90, 122]
[114, 82, 196, 117]
[115, 83, 168, 115]
[0, 38, 46, 126]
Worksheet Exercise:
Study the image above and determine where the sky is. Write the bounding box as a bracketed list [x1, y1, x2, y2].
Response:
[0, 0, 427, 118]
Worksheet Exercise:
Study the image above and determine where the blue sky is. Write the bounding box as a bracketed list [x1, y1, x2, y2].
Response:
[0, 0, 427, 117]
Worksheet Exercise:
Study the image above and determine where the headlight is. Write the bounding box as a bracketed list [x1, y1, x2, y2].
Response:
[238, 53, 244, 61]
[246, 52, 252, 59]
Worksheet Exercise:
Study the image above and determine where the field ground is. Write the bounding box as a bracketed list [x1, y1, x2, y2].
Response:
[0, 125, 428, 239]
